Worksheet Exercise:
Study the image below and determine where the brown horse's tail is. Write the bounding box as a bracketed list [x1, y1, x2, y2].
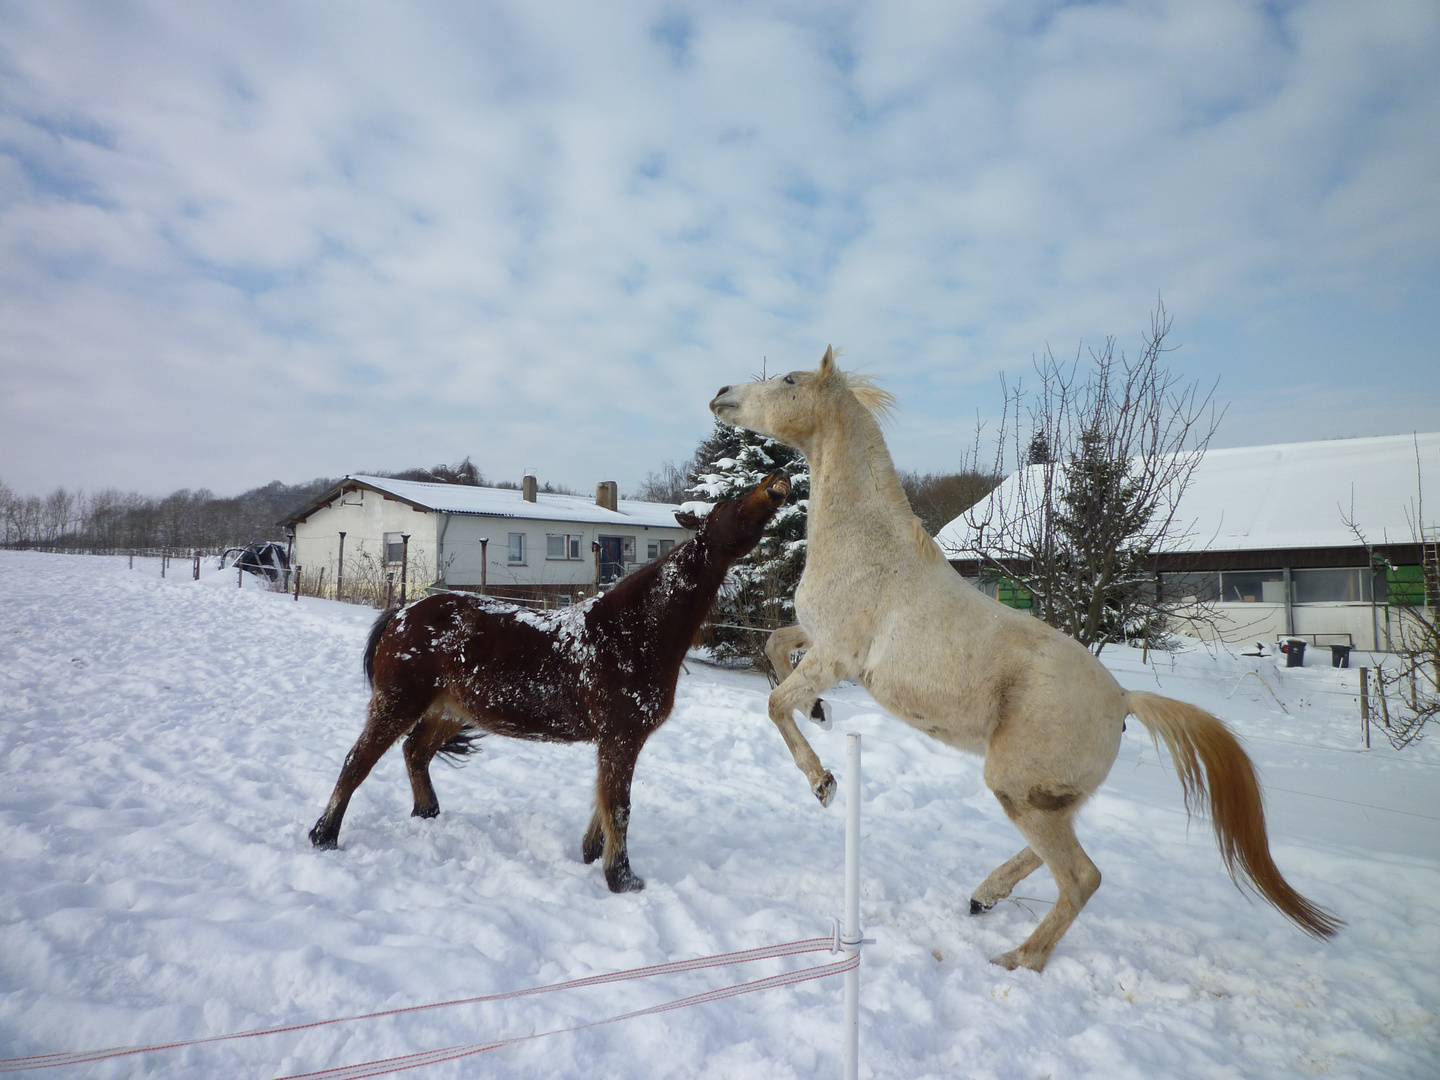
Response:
[363, 606, 401, 689]
[1123, 690, 1342, 939]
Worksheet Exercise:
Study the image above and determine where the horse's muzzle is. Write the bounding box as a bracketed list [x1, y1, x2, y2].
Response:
[710, 386, 740, 416]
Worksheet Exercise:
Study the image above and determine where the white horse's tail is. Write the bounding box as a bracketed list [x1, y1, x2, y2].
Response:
[1123, 690, 1342, 939]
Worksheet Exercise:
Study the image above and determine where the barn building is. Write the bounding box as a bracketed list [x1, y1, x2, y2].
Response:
[279, 474, 695, 606]
[936, 432, 1439, 653]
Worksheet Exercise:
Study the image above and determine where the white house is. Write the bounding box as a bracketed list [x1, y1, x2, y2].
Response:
[936, 432, 1439, 653]
[280, 475, 695, 606]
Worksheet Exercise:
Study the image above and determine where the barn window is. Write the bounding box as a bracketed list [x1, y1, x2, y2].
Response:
[1158, 573, 1220, 603]
[1291, 568, 1374, 604]
[1219, 570, 1285, 603]
[647, 539, 675, 561]
[508, 533, 525, 564]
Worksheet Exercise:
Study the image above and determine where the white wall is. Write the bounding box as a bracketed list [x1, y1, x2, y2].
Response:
[294, 491, 694, 596]
[1170, 601, 1424, 653]
[291, 488, 437, 596]
[442, 514, 692, 590]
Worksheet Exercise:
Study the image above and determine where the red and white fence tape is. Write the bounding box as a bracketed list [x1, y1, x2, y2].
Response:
[272, 950, 859, 1080]
[0, 936, 848, 1076]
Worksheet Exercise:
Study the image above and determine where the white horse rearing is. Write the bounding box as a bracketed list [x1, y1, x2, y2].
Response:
[710, 347, 1340, 972]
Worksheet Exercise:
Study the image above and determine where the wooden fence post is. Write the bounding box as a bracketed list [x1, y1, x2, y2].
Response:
[294, 566, 302, 601]
[1359, 667, 1370, 749]
[336, 532, 347, 603]
[400, 534, 410, 604]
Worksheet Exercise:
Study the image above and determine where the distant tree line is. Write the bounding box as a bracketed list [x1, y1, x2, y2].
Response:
[0, 456, 517, 554]
[0, 476, 340, 553]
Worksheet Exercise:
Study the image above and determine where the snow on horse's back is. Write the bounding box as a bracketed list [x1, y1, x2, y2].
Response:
[709, 346, 1339, 972]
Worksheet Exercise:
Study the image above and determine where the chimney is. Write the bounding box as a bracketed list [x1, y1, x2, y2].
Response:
[595, 481, 618, 512]
[522, 474, 538, 502]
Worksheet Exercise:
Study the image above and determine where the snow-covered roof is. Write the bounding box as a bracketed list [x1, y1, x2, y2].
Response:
[290, 475, 688, 529]
[936, 432, 1440, 555]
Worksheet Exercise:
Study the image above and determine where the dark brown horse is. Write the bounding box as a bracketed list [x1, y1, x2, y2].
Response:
[309, 472, 792, 892]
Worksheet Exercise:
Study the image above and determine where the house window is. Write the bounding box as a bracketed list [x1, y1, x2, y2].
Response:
[508, 533, 525, 564]
[546, 533, 584, 560]
[384, 533, 405, 564]
[1219, 570, 1285, 603]
[1291, 567, 1374, 604]
[647, 539, 676, 561]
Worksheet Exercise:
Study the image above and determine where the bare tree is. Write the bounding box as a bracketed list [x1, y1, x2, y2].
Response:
[632, 461, 693, 505]
[899, 469, 1000, 536]
[947, 301, 1223, 654]
[0, 478, 15, 545]
[1343, 439, 1438, 747]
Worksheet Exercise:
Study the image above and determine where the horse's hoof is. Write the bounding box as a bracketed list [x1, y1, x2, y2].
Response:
[582, 835, 603, 865]
[990, 949, 1024, 971]
[814, 772, 837, 807]
[309, 825, 338, 850]
[809, 699, 833, 730]
[411, 804, 440, 819]
[970, 898, 995, 916]
[991, 948, 1044, 973]
[605, 867, 646, 893]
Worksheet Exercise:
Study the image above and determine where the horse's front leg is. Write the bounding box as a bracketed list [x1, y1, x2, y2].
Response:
[583, 734, 646, 893]
[768, 646, 851, 807]
[764, 625, 832, 729]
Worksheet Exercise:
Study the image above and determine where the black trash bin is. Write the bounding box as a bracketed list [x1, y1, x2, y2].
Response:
[1330, 644, 1352, 668]
[1284, 639, 1307, 667]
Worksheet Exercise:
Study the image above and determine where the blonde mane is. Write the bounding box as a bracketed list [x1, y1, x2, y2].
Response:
[840, 371, 897, 422]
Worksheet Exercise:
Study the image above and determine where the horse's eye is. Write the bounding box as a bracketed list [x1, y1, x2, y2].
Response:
[783, 375, 795, 385]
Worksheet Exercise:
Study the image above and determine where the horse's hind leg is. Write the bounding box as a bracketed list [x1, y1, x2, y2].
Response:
[309, 691, 422, 849]
[764, 625, 831, 728]
[969, 846, 1044, 914]
[587, 736, 645, 893]
[988, 803, 1101, 973]
[402, 698, 468, 819]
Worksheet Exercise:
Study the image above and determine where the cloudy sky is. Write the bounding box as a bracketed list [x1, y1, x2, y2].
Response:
[2, 0, 1437, 500]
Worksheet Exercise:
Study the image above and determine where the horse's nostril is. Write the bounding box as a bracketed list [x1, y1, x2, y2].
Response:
[716, 385, 730, 397]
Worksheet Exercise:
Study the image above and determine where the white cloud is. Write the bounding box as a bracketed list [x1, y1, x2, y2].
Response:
[1, 0, 1436, 499]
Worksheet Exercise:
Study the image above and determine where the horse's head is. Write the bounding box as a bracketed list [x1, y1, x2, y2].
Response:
[708, 346, 842, 450]
[709, 346, 892, 454]
[674, 471, 791, 562]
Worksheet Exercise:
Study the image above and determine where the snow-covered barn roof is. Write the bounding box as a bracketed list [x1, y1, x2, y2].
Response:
[936, 432, 1440, 556]
[283, 475, 687, 529]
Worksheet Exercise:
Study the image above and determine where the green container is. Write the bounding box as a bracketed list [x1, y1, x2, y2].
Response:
[993, 576, 1033, 610]
[1387, 565, 1427, 606]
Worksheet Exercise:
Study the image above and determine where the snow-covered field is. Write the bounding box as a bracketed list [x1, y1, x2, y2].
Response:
[2, 550, 1438, 1079]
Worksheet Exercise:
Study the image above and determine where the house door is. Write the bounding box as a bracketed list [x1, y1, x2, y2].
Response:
[597, 536, 624, 583]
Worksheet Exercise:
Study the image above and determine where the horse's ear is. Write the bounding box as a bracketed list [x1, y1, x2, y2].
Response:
[674, 511, 702, 530]
[819, 344, 835, 376]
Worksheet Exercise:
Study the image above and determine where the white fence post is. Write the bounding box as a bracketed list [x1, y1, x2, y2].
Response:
[843, 732, 862, 1080]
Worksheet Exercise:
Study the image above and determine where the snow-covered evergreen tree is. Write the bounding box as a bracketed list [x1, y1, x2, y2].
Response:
[1052, 426, 1167, 649]
[688, 420, 809, 670]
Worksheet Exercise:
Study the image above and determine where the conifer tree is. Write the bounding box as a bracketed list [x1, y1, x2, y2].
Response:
[688, 419, 809, 670]
[1052, 426, 1165, 647]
